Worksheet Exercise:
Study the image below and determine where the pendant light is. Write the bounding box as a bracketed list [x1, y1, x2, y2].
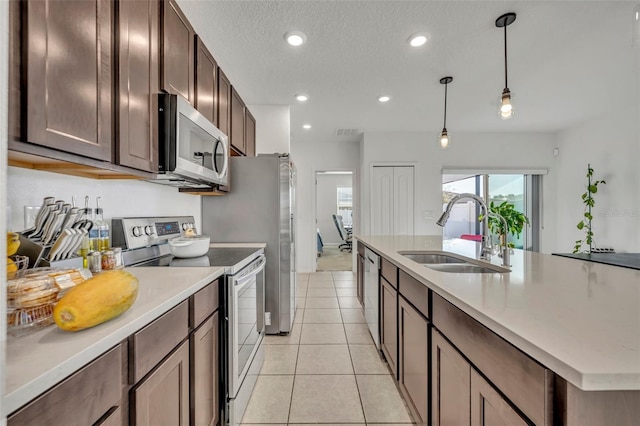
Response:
[439, 76, 453, 149]
[496, 12, 516, 120]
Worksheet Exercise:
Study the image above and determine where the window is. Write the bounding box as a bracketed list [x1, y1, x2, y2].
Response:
[442, 173, 540, 251]
[337, 186, 353, 226]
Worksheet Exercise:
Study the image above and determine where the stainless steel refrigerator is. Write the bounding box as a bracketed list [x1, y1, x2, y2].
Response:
[202, 154, 296, 334]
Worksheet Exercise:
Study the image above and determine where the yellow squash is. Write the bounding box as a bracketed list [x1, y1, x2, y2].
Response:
[7, 232, 20, 256]
[54, 269, 139, 331]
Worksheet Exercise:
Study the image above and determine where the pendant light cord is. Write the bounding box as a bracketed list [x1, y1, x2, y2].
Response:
[443, 82, 448, 128]
[504, 25, 508, 88]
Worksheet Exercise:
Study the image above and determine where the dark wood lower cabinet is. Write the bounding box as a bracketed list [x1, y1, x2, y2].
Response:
[380, 277, 397, 378]
[133, 340, 190, 426]
[432, 329, 471, 426]
[471, 370, 528, 426]
[191, 312, 220, 426]
[8, 345, 124, 426]
[398, 296, 429, 424]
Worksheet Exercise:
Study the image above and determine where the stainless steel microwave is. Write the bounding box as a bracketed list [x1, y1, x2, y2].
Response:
[155, 93, 229, 188]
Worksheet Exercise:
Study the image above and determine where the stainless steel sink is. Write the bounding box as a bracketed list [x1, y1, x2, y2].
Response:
[398, 251, 467, 264]
[398, 250, 509, 273]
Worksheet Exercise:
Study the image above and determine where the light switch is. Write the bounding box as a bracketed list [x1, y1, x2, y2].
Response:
[424, 210, 433, 220]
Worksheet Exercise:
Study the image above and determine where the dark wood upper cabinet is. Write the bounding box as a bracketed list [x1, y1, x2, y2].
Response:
[217, 68, 231, 138]
[161, 0, 194, 103]
[230, 87, 246, 155]
[244, 108, 256, 157]
[195, 36, 218, 126]
[117, 0, 159, 172]
[24, 0, 113, 161]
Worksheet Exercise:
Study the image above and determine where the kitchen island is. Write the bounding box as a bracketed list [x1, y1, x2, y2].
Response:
[4, 266, 225, 420]
[356, 235, 640, 426]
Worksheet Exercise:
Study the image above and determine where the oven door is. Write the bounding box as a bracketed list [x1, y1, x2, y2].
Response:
[228, 254, 266, 398]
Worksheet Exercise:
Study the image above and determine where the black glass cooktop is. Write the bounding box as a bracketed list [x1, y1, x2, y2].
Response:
[552, 252, 640, 271]
[135, 247, 262, 270]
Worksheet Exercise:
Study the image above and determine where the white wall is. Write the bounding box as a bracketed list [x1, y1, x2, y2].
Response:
[249, 105, 290, 155]
[7, 168, 203, 233]
[360, 131, 559, 253]
[292, 140, 359, 272]
[554, 108, 640, 253]
[316, 173, 352, 246]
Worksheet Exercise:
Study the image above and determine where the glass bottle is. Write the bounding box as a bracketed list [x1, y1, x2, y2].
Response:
[79, 196, 93, 267]
[95, 197, 110, 251]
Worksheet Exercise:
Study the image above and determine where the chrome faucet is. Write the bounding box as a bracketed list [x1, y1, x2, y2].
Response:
[436, 193, 511, 267]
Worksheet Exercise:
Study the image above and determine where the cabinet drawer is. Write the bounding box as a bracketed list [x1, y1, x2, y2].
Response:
[131, 300, 189, 383]
[9, 344, 123, 426]
[191, 281, 219, 328]
[432, 293, 552, 426]
[380, 257, 397, 289]
[399, 270, 428, 318]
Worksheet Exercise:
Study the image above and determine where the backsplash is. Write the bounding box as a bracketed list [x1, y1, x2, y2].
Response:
[7, 167, 202, 233]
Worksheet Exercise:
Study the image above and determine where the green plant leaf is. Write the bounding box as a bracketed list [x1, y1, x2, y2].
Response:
[589, 185, 598, 193]
[577, 221, 584, 230]
[584, 212, 592, 220]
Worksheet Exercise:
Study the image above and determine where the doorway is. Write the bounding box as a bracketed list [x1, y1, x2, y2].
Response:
[315, 171, 354, 271]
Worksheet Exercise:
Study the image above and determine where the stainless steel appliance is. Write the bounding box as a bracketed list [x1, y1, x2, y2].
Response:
[364, 247, 380, 348]
[153, 93, 229, 188]
[202, 154, 296, 334]
[113, 216, 265, 426]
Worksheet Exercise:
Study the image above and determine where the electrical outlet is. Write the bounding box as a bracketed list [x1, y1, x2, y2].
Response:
[265, 312, 271, 326]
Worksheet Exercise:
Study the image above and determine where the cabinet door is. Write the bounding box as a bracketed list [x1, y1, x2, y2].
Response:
[357, 254, 364, 305]
[25, 0, 113, 161]
[161, 0, 194, 103]
[398, 297, 429, 424]
[133, 340, 190, 426]
[191, 312, 220, 426]
[432, 330, 471, 426]
[217, 69, 231, 137]
[195, 36, 218, 125]
[230, 87, 246, 155]
[471, 370, 528, 426]
[118, 0, 159, 172]
[244, 108, 256, 156]
[380, 278, 398, 378]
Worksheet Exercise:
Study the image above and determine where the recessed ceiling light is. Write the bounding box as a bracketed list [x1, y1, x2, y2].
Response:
[285, 31, 306, 46]
[295, 94, 309, 102]
[303, 124, 311, 129]
[377, 95, 391, 103]
[408, 33, 428, 47]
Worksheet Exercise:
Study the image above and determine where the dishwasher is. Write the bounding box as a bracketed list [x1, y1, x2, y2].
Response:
[364, 248, 380, 348]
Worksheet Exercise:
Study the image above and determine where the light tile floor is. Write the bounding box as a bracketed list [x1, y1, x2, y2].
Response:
[241, 271, 414, 425]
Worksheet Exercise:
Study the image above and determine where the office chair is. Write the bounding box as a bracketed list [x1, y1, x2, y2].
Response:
[332, 214, 352, 252]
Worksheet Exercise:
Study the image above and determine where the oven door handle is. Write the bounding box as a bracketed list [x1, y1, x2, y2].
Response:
[234, 254, 266, 287]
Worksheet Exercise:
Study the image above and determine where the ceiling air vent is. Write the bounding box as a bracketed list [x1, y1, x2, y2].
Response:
[335, 128, 359, 136]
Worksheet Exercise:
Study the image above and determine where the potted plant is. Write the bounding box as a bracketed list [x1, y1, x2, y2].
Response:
[486, 200, 530, 249]
[573, 164, 606, 253]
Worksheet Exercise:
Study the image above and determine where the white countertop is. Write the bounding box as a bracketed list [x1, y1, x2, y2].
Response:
[356, 235, 640, 392]
[4, 266, 225, 414]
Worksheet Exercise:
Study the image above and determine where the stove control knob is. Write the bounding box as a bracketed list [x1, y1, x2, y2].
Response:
[144, 225, 154, 236]
[181, 223, 189, 231]
[132, 226, 143, 237]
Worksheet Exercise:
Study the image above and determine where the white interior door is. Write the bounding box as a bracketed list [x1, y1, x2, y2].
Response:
[371, 166, 414, 235]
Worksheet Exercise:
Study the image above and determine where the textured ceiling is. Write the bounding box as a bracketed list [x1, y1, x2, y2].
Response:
[179, 1, 640, 145]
